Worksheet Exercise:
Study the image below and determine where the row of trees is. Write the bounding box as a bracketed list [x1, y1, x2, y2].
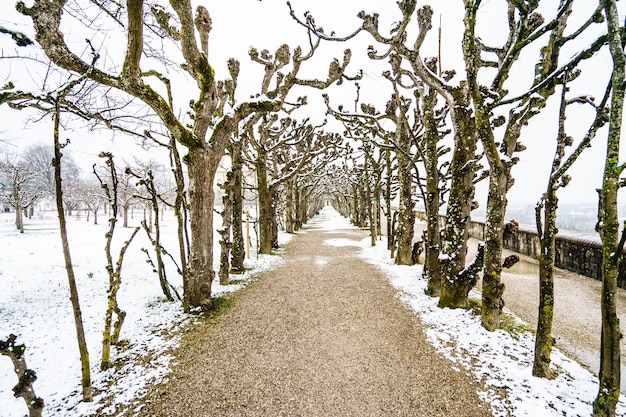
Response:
[288, 1, 624, 415]
[1, 0, 624, 416]
[1, 0, 352, 411]
[0, 144, 176, 230]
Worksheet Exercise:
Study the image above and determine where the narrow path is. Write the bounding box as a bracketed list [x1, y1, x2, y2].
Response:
[142, 208, 490, 416]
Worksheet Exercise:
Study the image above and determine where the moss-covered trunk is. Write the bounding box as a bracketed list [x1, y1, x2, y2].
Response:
[594, 2, 623, 414]
[481, 163, 511, 330]
[395, 122, 415, 265]
[187, 146, 218, 311]
[438, 91, 477, 308]
[285, 179, 294, 234]
[256, 158, 273, 254]
[218, 169, 233, 286]
[230, 141, 245, 273]
[533, 188, 557, 378]
[422, 89, 442, 296]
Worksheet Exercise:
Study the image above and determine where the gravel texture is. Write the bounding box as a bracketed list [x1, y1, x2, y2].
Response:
[141, 219, 491, 416]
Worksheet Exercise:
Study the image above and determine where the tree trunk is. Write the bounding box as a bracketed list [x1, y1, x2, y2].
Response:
[423, 88, 442, 296]
[395, 133, 415, 265]
[169, 138, 190, 310]
[270, 187, 279, 249]
[364, 155, 376, 247]
[373, 182, 382, 243]
[186, 147, 217, 311]
[218, 171, 233, 285]
[256, 158, 273, 254]
[148, 174, 173, 301]
[101, 226, 139, 370]
[439, 90, 478, 309]
[285, 179, 294, 234]
[52, 105, 92, 401]
[439, 85, 476, 308]
[358, 183, 368, 228]
[16, 205, 24, 234]
[594, 2, 623, 414]
[481, 164, 510, 330]
[230, 141, 245, 274]
[533, 189, 557, 378]
[351, 184, 359, 226]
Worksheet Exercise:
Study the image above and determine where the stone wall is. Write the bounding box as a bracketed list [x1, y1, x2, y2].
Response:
[467, 218, 626, 289]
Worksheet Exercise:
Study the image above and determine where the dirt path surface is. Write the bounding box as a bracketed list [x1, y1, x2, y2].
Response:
[141, 210, 491, 416]
[465, 237, 626, 391]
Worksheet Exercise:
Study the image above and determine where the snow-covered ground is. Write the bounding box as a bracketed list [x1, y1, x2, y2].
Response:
[318, 206, 626, 417]
[3, 206, 626, 416]
[0, 209, 289, 417]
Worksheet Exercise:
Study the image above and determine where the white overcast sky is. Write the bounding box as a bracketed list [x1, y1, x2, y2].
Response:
[1, 0, 625, 206]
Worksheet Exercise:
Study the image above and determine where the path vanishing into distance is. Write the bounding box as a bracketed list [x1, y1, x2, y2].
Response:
[141, 208, 491, 416]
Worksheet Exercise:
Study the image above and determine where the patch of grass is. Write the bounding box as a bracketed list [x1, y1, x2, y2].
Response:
[499, 312, 534, 338]
[468, 297, 482, 315]
[196, 293, 237, 327]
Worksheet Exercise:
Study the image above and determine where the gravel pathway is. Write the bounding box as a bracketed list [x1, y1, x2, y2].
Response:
[141, 212, 491, 416]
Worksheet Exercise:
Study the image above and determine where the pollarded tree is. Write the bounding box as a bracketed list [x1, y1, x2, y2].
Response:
[594, 1, 624, 414]
[533, 74, 611, 379]
[291, 1, 482, 305]
[93, 152, 140, 371]
[462, 0, 608, 331]
[17, 0, 353, 311]
[245, 114, 338, 253]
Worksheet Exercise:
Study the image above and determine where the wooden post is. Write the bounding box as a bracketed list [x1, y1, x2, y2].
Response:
[245, 210, 250, 259]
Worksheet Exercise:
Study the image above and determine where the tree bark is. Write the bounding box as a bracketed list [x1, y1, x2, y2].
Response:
[594, 1, 623, 414]
[438, 85, 477, 308]
[1, 335, 44, 416]
[256, 157, 273, 254]
[218, 170, 233, 285]
[230, 141, 245, 273]
[533, 188, 557, 378]
[186, 146, 218, 311]
[422, 89, 442, 296]
[52, 102, 92, 401]
[285, 179, 295, 234]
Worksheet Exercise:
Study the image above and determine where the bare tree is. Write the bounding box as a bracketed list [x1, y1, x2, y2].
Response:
[17, 0, 354, 312]
[533, 75, 611, 378]
[594, 1, 624, 414]
[51, 87, 92, 401]
[80, 178, 107, 224]
[93, 153, 140, 370]
[0, 155, 42, 232]
[1, 334, 44, 417]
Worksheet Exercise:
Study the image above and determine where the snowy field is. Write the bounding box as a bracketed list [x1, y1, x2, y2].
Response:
[0, 209, 288, 417]
[317, 207, 626, 416]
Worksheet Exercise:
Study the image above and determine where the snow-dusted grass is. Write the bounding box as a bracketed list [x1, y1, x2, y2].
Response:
[0, 210, 285, 417]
